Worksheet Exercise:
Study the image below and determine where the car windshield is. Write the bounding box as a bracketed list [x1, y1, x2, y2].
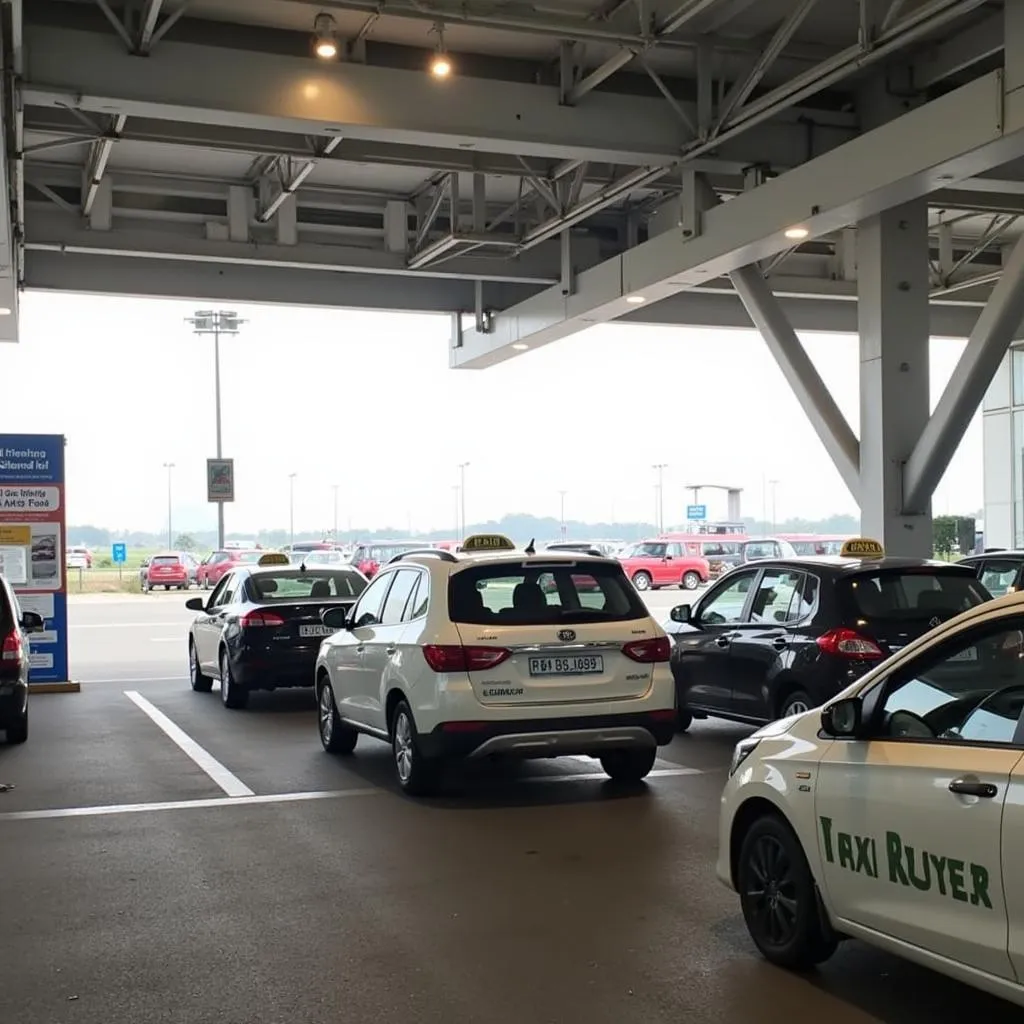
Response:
[449, 561, 648, 624]
[236, 551, 263, 563]
[247, 570, 367, 601]
[622, 543, 666, 558]
[840, 569, 990, 622]
[303, 551, 344, 565]
[151, 556, 181, 566]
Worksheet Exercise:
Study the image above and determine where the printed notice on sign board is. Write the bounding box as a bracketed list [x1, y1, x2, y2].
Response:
[0, 545, 28, 584]
[207, 458, 235, 503]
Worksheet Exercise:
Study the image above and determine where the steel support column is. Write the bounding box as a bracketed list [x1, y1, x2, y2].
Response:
[904, 233, 1024, 511]
[731, 265, 860, 497]
[857, 202, 933, 556]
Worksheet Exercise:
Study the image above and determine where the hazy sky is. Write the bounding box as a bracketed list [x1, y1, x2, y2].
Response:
[1, 291, 980, 534]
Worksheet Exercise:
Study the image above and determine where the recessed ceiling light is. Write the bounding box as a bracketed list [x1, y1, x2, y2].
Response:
[784, 226, 809, 240]
[312, 13, 338, 60]
[512, 343, 529, 351]
[625, 295, 646, 304]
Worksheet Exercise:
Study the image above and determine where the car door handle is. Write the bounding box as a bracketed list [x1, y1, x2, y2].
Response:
[715, 636, 731, 648]
[772, 636, 788, 649]
[948, 778, 998, 798]
[385, 646, 397, 655]
[355, 644, 366, 655]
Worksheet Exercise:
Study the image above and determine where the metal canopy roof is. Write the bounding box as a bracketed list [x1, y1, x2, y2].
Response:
[0, 0, 1015, 346]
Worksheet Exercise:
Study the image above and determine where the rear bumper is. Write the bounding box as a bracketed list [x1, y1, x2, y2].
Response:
[0, 683, 28, 726]
[148, 576, 188, 586]
[419, 711, 677, 760]
[229, 644, 319, 690]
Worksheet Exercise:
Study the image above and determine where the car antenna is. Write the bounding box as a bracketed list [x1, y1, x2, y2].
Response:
[525, 538, 536, 554]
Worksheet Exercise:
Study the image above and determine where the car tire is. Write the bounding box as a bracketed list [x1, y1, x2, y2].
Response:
[5, 707, 28, 745]
[219, 650, 249, 709]
[681, 571, 701, 591]
[599, 746, 656, 783]
[189, 640, 214, 693]
[779, 690, 813, 719]
[632, 571, 652, 592]
[737, 813, 837, 970]
[391, 700, 439, 796]
[677, 708, 693, 733]
[318, 680, 358, 754]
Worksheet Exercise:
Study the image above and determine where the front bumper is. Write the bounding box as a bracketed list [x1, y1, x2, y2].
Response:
[419, 711, 677, 760]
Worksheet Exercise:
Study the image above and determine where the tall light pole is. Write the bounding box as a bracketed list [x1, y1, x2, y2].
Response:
[559, 490, 568, 540]
[652, 463, 667, 533]
[453, 485, 461, 540]
[288, 472, 297, 549]
[185, 310, 246, 550]
[769, 479, 780, 534]
[458, 462, 470, 540]
[162, 462, 175, 549]
[331, 484, 339, 542]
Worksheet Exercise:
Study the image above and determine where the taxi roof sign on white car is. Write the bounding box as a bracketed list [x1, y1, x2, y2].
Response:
[257, 552, 290, 566]
[460, 534, 516, 552]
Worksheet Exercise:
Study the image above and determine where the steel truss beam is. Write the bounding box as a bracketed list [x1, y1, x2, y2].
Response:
[23, 209, 563, 285]
[452, 71, 1024, 368]
[903, 233, 1024, 512]
[20, 25, 859, 168]
[257, 137, 343, 222]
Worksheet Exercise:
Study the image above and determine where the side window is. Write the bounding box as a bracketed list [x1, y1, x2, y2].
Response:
[789, 572, 820, 621]
[219, 573, 240, 606]
[351, 572, 394, 628]
[749, 569, 804, 624]
[667, 543, 683, 557]
[209, 574, 233, 607]
[407, 573, 430, 620]
[876, 618, 1024, 746]
[979, 559, 1019, 598]
[380, 570, 418, 626]
[698, 571, 758, 625]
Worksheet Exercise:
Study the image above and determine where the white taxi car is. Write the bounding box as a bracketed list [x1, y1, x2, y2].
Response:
[718, 587, 1024, 1008]
[313, 534, 677, 795]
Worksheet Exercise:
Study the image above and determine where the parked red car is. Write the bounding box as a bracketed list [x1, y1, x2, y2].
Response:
[618, 540, 709, 592]
[144, 553, 191, 592]
[197, 549, 263, 589]
[350, 541, 421, 579]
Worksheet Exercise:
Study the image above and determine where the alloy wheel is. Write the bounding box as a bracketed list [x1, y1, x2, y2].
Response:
[394, 712, 414, 783]
[744, 835, 799, 950]
[319, 686, 334, 745]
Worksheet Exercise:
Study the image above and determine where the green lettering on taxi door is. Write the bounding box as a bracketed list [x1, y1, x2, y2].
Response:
[886, 832, 909, 886]
[904, 845, 931, 892]
[928, 853, 948, 896]
[970, 864, 993, 909]
[819, 816, 835, 863]
[854, 836, 876, 878]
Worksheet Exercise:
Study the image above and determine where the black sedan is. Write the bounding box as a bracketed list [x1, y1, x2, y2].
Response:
[663, 554, 991, 730]
[0, 574, 44, 743]
[186, 563, 367, 709]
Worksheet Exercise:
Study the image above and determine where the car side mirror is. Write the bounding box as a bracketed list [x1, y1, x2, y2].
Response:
[821, 697, 862, 737]
[320, 606, 351, 631]
[670, 604, 691, 623]
[20, 611, 44, 633]
[185, 597, 205, 612]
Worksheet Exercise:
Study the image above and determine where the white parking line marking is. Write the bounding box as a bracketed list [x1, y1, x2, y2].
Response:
[71, 622, 184, 629]
[149, 638, 181, 643]
[0, 788, 379, 822]
[124, 690, 255, 798]
[80, 676, 189, 684]
[525, 767, 701, 784]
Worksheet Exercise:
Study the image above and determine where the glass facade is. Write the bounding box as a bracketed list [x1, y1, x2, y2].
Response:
[1014, 405, 1024, 547]
[1013, 348, 1024, 407]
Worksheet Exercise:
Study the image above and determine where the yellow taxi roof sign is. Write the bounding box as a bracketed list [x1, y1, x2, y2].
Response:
[839, 538, 885, 558]
[460, 533, 516, 552]
[257, 552, 290, 566]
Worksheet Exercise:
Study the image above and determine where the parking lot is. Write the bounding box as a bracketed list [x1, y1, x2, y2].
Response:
[0, 589, 1019, 1023]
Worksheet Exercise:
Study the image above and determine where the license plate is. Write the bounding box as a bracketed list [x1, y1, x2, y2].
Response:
[950, 646, 978, 662]
[299, 625, 335, 638]
[528, 654, 603, 676]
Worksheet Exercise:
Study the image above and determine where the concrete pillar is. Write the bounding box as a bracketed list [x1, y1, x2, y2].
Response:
[857, 200, 933, 556]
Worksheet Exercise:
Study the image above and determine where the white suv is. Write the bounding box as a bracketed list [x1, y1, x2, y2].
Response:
[313, 535, 677, 795]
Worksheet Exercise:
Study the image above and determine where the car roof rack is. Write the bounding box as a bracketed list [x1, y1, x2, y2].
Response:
[387, 548, 458, 565]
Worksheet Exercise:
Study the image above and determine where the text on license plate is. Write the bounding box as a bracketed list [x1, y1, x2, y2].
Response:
[299, 625, 335, 638]
[528, 654, 604, 676]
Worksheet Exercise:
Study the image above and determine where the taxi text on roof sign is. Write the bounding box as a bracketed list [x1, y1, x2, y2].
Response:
[840, 538, 885, 558]
[460, 534, 515, 552]
[257, 552, 290, 566]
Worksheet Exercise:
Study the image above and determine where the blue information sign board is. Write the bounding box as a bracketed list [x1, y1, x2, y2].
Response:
[0, 434, 69, 684]
[112, 543, 127, 564]
[686, 504, 707, 521]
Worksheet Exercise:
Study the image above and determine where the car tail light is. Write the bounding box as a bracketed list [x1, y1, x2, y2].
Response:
[622, 637, 672, 663]
[240, 610, 286, 628]
[2, 631, 23, 665]
[422, 644, 511, 672]
[441, 721, 487, 733]
[816, 628, 884, 659]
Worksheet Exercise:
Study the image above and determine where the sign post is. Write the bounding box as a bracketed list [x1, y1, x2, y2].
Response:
[686, 504, 707, 522]
[0, 434, 74, 692]
[112, 542, 126, 582]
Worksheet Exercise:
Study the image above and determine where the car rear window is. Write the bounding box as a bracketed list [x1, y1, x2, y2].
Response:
[247, 570, 367, 601]
[151, 555, 181, 566]
[449, 561, 648, 625]
[840, 569, 990, 621]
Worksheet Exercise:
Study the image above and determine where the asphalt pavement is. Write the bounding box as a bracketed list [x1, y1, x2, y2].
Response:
[0, 589, 1018, 1023]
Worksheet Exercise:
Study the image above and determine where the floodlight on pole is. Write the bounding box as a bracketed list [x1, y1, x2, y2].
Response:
[652, 463, 667, 533]
[186, 310, 246, 549]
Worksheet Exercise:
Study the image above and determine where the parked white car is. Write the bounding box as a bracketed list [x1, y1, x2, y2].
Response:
[313, 534, 677, 795]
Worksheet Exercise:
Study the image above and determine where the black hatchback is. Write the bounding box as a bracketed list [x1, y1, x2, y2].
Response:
[0, 575, 45, 744]
[663, 555, 992, 730]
